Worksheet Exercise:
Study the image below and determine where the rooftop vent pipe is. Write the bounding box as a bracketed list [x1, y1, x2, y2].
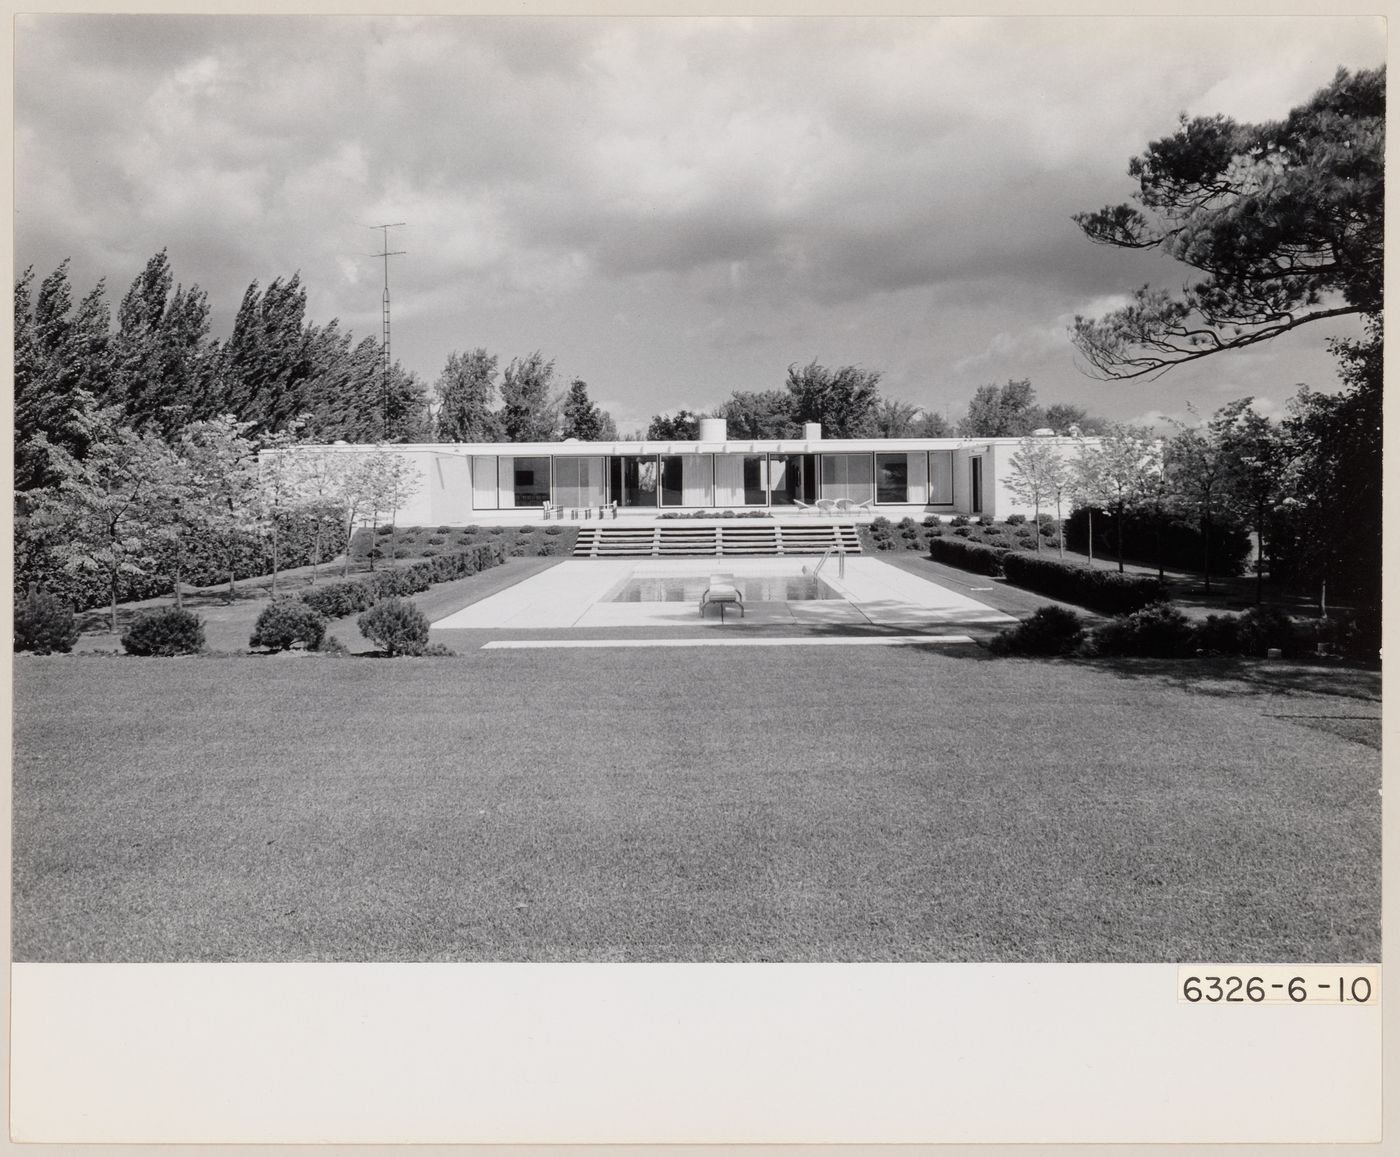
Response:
[698, 417, 728, 441]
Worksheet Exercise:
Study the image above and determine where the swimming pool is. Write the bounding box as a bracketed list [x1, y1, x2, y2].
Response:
[606, 573, 840, 603]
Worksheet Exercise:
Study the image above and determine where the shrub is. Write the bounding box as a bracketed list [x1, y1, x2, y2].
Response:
[250, 599, 327, 652]
[436, 525, 453, 534]
[1193, 614, 1242, 655]
[870, 516, 893, 532]
[319, 634, 350, 656]
[376, 524, 394, 536]
[517, 524, 535, 534]
[982, 525, 1003, 537]
[488, 526, 507, 535]
[977, 516, 994, 527]
[423, 549, 437, 557]
[1036, 512, 1056, 526]
[929, 537, 1008, 576]
[14, 589, 80, 654]
[1237, 606, 1298, 657]
[897, 516, 918, 530]
[988, 606, 1085, 657]
[121, 607, 205, 656]
[1005, 514, 1026, 526]
[357, 597, 430, 656]
[952, 526, 972, 538]
[544, 525, 563, 536]
[1090, 603, 1196, 658]
[1038, 523, 1056, 537]
[950, 514, 970, 527]
[925, 523, 944, 537]
[427, 535, 446, 545]
[1063, 507, 1252, 576]
[1000, 553, 1166, 615]
[301, 543, 507, 619]
[922, 515, 939, 528]
[417, 642, 456, 657]
[722, 510, 736, 517]
[464, 525, 481, 535]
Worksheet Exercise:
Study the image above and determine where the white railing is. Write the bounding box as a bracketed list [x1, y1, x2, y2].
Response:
[803, 541, 847, 580]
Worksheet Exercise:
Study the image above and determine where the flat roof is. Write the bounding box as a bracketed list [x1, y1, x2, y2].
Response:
[284, 436, 1087, 455]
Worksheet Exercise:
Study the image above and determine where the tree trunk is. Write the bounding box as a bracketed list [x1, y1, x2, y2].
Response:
[228, 568, 236, 604]
[1202, 511, 1212, 595]
[1255, 502, 1265, 606]
[271, 522, 280, 596]
[1086, 510, 1094, 569]
[1156, 510, 1164, 580]
[1116, 505, 1125, 573]
[1034, 498, 1042, 552]
[172, 538, 184, 610]
[110, 575, 119, 636]
[1056, 496, 1064, 560]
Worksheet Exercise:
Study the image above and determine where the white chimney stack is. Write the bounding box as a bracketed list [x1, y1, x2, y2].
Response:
[803, 421, 822, 441]
[697, 417, 728, 442]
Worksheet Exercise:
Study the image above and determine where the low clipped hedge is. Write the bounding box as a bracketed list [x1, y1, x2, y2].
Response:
[1000, 552, 1165, 615]
[301, 542, 507, 620]
[928, 537, 1009, 576]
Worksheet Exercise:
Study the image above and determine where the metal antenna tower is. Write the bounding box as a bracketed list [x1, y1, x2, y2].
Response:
[367, 222, 406, 439]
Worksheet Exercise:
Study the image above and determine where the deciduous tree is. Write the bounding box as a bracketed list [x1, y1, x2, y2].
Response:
[434, 348, 500, 442]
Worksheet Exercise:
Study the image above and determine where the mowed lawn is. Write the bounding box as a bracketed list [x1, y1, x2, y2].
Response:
[13, 649, 1380, 962]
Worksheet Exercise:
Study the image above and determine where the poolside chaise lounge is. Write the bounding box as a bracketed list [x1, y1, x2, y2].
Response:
[700, 573, 744, 621]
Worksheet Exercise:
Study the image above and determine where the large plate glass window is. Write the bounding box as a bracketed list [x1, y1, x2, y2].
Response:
[504, 455, 551, 508]
[610, 455, 659, 507]
[554, 456, 606, 508]
[875, 453, 909, 504]
[820, 453, 875, 503]
[970, 456, 984, 514]
[769, 453, 815, 505]
[929, 450, 954, 505]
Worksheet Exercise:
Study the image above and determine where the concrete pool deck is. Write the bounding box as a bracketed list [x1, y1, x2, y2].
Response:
[431, 557, 1018, 631]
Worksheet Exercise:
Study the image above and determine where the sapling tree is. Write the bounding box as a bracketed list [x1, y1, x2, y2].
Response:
[177, 416, 260, 602]
[1005, 436, 1068, 553]
[1165, 413, 1231, 594]
[1073, 425, 1157, 573]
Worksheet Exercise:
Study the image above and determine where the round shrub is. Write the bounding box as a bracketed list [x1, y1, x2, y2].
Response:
[121, 607, 205, 657]
[897, 516, 918, 530]
[516, 524, 535, 534]
[427, 535, 446, 545]
[250, 599, 327, 652]
[1089, 603, 1196, 658]
[375, 524, 394, 536]
[14, 589, 80, 654]
[950, 514, 970, 527]
[953, 526, 973, 538]
[418, 642, 456, 657]
[464, 525, 481, 535]
[988, 606, 1085, 656]
[357, 597, 430, 657]
[1005, 514, 1027, 526]
[870, 516, 893, 532]
[487, 526, 507, 535]
[436, 525, 453, 534]
[925, 523, 944, 537]
[977, 516, 994, 527]
[982, 525, 1003, 537]
[319, 634, 350, 657]
[1039, 523, 1056, 537]
[1236, 605, 1299, 657]
[508, 543, 529, 556]
[422, 548, 437, 557]
[922, 515, 939, 528]
[1036, 512, 1057, 526]
[1193, 613, 1242, 655]
[875, 538, 895, 550]
[544, 525, 563, 535]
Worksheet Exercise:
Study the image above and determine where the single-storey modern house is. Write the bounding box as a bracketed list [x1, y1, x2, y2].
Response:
[275, 419, 1091, 526]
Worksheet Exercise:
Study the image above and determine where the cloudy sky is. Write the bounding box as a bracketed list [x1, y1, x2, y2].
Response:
[15, 13, 1386, 433]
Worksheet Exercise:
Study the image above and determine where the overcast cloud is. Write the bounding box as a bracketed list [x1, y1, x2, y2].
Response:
[15, 13, 1386, 432]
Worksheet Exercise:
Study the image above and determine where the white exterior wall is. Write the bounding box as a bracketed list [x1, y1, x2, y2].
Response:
[429, 453, 473, 524]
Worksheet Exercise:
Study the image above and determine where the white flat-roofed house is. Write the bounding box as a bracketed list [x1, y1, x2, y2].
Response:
[264, 419, 1097, 526]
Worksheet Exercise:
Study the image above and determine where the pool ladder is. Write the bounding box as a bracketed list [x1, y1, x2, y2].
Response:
[803, 543, 846, 580]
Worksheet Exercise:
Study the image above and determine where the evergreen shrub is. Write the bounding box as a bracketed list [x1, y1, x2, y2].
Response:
[1089, 603, 1196, 658]
[929, 537, 1008, 576]
[988, 606, 1085, 656]
[14, 589, 80, 654]
[250, 599, 327, 652]
[357, 598, 430, 656]
[121, 607, 205, 656]
[1000, 553, 1165, 614]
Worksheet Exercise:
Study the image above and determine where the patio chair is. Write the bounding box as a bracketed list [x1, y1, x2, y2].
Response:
[792, 499, 815, 515]
[815, 498, 838, 517]
[541, 501, 557, 521]
[700, 573, 744, 621]
[837, 498, 874, 519]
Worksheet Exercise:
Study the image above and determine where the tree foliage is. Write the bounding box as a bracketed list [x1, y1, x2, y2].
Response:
[434, 348, 501, 442]
[1072, 66, 1384, 379]
[646, 409, 702, 440]
[784, 360, 882, 437]
[497, 351, 559, 441]
[561, 378, 616, 440]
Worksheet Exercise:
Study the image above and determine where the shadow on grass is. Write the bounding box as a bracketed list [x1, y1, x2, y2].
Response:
[1073, 654, 1380, 702]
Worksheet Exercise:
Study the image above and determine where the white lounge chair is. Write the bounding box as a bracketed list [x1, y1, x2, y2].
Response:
[791, 499, 815, 515]
[836, 498, 874, 519]
[815, 498, 838, 517]
[700, 573, 744, 621]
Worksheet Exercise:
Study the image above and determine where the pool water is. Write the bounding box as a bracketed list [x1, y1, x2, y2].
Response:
[607, 574, 840, 603]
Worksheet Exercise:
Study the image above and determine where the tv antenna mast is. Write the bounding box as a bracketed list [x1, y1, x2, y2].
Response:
[367, 222, 406, 440]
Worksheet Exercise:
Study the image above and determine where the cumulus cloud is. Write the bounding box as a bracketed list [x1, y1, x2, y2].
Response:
[14, 13, 1384, 424]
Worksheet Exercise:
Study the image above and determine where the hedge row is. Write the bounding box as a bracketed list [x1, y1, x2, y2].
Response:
[1000, 552, 1165, 615]
[928, 537, 1009, 576]
[300, 542, 507, 619]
